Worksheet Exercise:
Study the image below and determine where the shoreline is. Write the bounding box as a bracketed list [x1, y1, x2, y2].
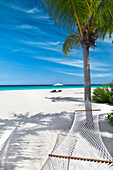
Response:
[0, 85, 102, 92]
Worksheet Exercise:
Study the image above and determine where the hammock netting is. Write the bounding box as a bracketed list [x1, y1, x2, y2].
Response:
[47, 102, 113, 170]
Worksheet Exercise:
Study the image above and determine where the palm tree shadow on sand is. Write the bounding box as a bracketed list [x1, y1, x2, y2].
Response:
[45, 97, 84, 103]
[0, 111, 74, 170]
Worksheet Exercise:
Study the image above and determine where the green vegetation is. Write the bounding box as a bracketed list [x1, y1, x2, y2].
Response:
[92, 81, 113, 104]
[106, 113, 113, 125]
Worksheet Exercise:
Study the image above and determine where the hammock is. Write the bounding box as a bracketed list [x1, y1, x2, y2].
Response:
[48, 108, 113, 170]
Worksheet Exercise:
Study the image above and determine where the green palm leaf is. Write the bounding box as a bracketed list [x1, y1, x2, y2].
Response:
[38, 0, 113, 41]
[93, 0, 113, 39]
[63, 33, 80, 56]
[38, 0, 90, 32]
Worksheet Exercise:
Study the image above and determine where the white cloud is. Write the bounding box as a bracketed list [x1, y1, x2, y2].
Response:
[17, 25, 39, 30]
[20, 40, 81, 55]
[49, 41, 60, 45]
[10, 49, 20, 53]
[89, 48, 99, 52]
[54, 70, 113, 78]
[26, 8, 39, 14]
[10, 49, 35, 54]
[92, 73, 113, 78]
[57, 71, 83, 77]
[21, 40, 63, 52]
[35, 56, 111, 72]
[91, 61, 110, 67]
[32, 15, 55, 25]
[34, 15, 50, 19]
[90, 67, 109, 71]
[98, 33, 113, 44]
[21, 40, 62, 46]
[35, 56, 83, 68]
[6, 3, 54, 25]
[104, 34, 113, 43]
[90, 61, 111, 71]
[8, 5, 40, 14]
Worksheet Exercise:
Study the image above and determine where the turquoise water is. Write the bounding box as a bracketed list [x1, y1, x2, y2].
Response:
[0, 85, 102, 91]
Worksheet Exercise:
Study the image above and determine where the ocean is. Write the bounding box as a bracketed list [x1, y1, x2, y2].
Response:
[0, 84, 102, 91]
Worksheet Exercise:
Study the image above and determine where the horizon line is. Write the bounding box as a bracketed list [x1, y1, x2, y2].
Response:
[0, 83, 103, 87]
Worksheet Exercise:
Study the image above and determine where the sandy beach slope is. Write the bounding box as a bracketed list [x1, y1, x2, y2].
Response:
[0, 88, 112, 170]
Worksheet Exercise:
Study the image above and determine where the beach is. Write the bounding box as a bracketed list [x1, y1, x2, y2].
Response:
[0, 88, 113, 170]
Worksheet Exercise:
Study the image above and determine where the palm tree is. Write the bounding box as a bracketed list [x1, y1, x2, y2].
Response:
[37, 0, 113, 128]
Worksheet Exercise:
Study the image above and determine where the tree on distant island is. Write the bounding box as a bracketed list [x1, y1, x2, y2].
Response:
[36, 0, 113, 128]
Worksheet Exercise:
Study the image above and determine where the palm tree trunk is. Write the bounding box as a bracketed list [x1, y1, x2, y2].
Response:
[83, 45, 94, 128]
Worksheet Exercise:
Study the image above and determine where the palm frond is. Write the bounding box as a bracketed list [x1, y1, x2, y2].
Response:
[38, 0, 90, 32]
[63, 33, 80, 56]
[94, 0, 113, 39]
[38, 0, 113, 50]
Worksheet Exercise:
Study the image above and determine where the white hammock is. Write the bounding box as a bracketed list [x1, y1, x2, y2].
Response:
[48, 110, 113, 170]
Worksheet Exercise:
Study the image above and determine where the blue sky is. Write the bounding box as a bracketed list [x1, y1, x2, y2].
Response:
[0, 0, 113, 85]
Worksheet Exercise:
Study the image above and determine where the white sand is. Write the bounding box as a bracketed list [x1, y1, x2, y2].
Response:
[0, 88, 112, 170]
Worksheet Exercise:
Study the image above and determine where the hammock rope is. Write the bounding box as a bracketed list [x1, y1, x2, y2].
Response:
[48, 106, 113, 170]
